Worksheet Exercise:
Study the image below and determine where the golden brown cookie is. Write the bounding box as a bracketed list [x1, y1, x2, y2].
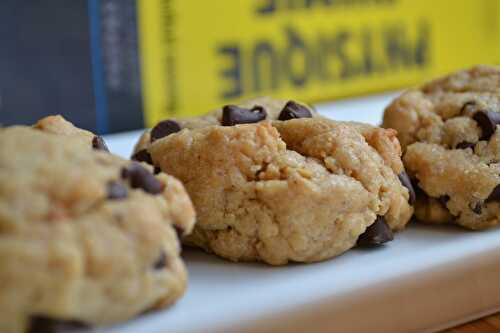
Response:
[0, 116, 195, 333]
[383, 65, 500, 229]
[134, 98, 413, 265]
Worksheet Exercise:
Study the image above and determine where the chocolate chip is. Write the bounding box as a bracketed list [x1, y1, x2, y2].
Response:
[472, 110, 500, 141]
[438, 195, 450, 207]
[121, 163, 164, 195]
[470, 202, 483, 215]
[28, 316, 88, 333]
[460, 101, 476, 114]
[357, 216, 394, 247]
[92, 136, 109, 152]
[221, 105, 267, 126]
[153, 250, 167, 270]
[150, 120, 181, 143]
[278, 101, 313, 121]
[414, 185, 427, 198]
[455, 141, 476, 150]
[397, 172, 416, 205]
[131, 149, 153, 165]
[107, 181, 128, 200]
[486, 184, 500, 202]
[154, 166, 162, 174]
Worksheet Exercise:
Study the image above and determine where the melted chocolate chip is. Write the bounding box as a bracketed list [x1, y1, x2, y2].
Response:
[357, 216, 394, 247]
[221, 105, 267, 126]
[486, 184, 500, 202]
[460, 101, 476, 114]
[397, 172, 416, 205]
[28, 316, 88, 333]
[438, 195, 450, 207]
[131, 149, 153, 165]
[455, 141, 476, 150]
[278, 101, 312, 121]
[472, 110, 500, 141]
[470, 202, 483, 215]
[121, 163, 164, 195]
[153, 250, 167, 270]
[92, 136, 109, 152]
[150, 120, 181, 143]
[107, 181, 128, 200]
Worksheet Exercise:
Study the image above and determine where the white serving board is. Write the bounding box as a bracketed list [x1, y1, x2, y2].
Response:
[94, 93, 500, 333]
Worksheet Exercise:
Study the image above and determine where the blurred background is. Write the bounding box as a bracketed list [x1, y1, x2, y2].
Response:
[0, 0, 498, 134]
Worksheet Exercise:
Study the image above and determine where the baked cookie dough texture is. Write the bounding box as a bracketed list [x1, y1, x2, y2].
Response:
[135, 97, 414, 265]
[383, 65, 500, 230]
[0, 116, 195, 333]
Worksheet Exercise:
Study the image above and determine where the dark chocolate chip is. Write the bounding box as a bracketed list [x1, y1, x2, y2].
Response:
[455, 141, 476, 150]
[121, 163, 164, 195]
[486, 184, 500, 202]
[472, 110, 500, 141]
[150, 120, 181, 143]
[221, 105, 267, 126]
[278, 101, 313, 121]
[154, 166, 162, 174]
[107, 181, 128, 200]
[397, 172, 416, 205]
[470, 202, 483, 215]
[153, 250, 167, 270]
[414, 185, 427, 198]
[460, 101, 476, 114]
[92, 136, 109, 152]
[357, 216, 394, 247]
[28, 316, 88, 333]
[438, 195, 450, 207]
[131, 149, 153, 165]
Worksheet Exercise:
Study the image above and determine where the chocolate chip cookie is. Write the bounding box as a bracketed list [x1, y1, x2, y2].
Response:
[134, 98, 413, 265]
[0, 116, 195, 333]
[383, 65, 500, 229]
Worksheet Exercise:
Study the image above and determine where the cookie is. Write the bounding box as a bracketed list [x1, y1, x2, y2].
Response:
[383, 65, 500, 229]
[134, 98, 413, 265]
[0, 116, 195, 333]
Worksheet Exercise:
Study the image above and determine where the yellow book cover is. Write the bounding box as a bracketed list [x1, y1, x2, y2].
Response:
[138, 0, 499, 126]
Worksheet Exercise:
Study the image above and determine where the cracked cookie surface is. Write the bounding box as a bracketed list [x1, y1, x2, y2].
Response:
[135, 98, 413, 265]
[383, 65, 500, 229]
[0, 116, 195, 333]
